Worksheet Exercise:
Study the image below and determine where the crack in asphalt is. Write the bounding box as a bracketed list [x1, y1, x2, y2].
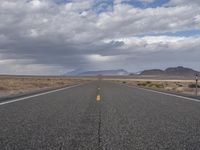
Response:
[98, 106, 102, 150]
[97, 81, 102, 150]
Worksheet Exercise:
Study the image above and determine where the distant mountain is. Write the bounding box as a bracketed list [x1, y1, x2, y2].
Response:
[140, 66, 199, 76]
[140, 69, 164, 75]
[64, 69, 84, 76]
[77, 69, 129, 76]
[165, 66, 199, 76]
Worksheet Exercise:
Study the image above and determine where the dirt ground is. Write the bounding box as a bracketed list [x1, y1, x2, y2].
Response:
[1, 75, 199, 97]
[104, 77, 200, 96]
[0, 76, 93, 97]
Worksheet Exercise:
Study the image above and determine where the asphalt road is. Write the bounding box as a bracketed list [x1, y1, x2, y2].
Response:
[0, 81, 200, 150]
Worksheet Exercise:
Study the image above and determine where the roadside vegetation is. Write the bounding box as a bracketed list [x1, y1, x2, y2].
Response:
[188, 84, 200, 88]
[0, 76, 92, 97]
[110, 78, 200, 96]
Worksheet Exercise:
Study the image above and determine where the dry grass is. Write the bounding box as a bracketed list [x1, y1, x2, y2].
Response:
[1, 75, 199, 97]
[105, 77, 200, 96]
[0, 76, 93, 96]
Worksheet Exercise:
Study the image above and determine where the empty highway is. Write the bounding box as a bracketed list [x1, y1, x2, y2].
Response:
[0, 81, 200, 150]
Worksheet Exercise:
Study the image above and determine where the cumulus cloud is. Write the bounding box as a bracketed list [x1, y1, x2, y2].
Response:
[0, 0, 200, 74]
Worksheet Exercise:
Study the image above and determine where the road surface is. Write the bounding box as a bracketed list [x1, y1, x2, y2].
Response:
[0, 81, 200, 150]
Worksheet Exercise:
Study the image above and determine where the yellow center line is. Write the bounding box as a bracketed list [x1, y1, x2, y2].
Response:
[96, 94, 101, 101]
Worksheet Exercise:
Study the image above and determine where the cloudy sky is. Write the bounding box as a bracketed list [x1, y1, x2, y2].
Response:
[0, 0, 200, 75]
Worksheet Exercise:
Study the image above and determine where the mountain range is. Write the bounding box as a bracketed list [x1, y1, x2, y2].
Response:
[65, 69, 129, 76]
[140, 66, 199, 76]
[64, 66, 199, 76]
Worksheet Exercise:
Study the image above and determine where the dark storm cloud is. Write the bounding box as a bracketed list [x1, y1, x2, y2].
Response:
[0, 0, 200, 74]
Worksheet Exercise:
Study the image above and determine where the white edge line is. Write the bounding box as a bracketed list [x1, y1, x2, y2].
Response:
[122, 84, 200, 103]
[0, 84, 81, 106]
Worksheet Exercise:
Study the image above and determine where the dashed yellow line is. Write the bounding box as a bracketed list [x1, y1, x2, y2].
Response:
[96, 94, 101, 101]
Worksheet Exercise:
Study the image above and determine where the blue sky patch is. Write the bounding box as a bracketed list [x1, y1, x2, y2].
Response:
[54, 0, 169, 9]
[135, 29, 200, 37]
[121, 0, 169, 8]
[92, 0, 114, 13]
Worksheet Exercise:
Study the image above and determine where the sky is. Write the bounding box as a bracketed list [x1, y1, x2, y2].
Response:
[0, 0, 200, 75]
